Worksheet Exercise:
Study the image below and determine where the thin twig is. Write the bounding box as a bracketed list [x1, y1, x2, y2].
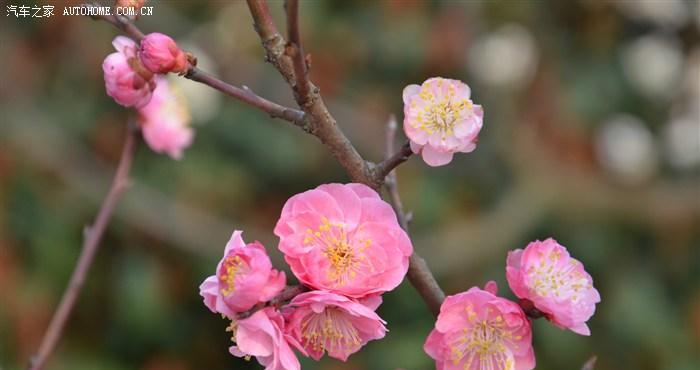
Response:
[284, 0, 311, 106]
[83, 3, 309, 129]
[384, 115, 445, 315]
[28, 124, 140, 370]
[377, 141, 413, 185]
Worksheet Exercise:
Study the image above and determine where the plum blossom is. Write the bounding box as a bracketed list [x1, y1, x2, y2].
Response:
[139, 32, 189, 74]
[138, 76, 194, 159]
[284, 291, 387, 361]
[506, 238, 601, 336]
[228, 307, 302, 370]
[424, 282, 535, 370]
[274, 183, 412, 298]
[402, 77, 483, 166]
[199, 230, 286, 317]
[102, 36, 155, 108]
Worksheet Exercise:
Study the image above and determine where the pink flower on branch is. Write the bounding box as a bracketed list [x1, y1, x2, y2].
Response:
[284, 291, 387, 361]
[138, 76, 194, 160]
[403, 77, 483, 166]
[506, 238, 601, 336]
[139, 32, 189, 74]
[199, 230, 286, 317]
[274, 183, 412, 298]
[424, 283, 535, 370]
[102, 36, 156, 108]
[229, 307, 302, 370]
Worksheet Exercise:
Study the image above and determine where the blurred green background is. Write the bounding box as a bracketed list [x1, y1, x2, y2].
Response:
[1, 0, 699, 369]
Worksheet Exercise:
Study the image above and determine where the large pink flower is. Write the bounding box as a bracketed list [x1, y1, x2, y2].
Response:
[139, 32, 189, 74]
[403, 77, 483, 166]
[506, 238, 601, 336]
[284, 291, 387, 361]
[199, 230, 286, 317]
[229, 307, 302, 370]
[102, 36, 155, 108]
[138, 76, 194, 160]
[424, 283, 535, 370]
[274, 183, 412, 298]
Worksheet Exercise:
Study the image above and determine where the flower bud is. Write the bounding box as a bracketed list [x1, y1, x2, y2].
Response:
[139, 32, 189, 74]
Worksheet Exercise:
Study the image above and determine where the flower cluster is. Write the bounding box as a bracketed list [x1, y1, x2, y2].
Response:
[102, 33, 193, 159]
[199, 183, 412, 369]
[424, 239, 600, 370]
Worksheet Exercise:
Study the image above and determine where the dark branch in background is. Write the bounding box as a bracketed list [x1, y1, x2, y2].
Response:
[236, 285, 309, 320]
[28, 124, 140, 370]
[284, 0, 311, 106]
[84, 3, 309, 130]
[384, 116, 445, 315]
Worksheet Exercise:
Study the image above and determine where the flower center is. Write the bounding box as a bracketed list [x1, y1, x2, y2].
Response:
[300, 307, 361, 354]
[413, 81, 473, 139]
[303, 217, 372, 287]
[448, 307, 520, 370]
[219, 255, 245, 296]
[527, 250, 591, 302]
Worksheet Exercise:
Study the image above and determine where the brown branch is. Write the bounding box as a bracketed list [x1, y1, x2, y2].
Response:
[185, 69, 308, 130]
[246, 0, 375, 187]
[284, 0, 311, 106]
[27, 124, 139, 370]
[83, 3, 309, 130]
[377, 141, 413, 183]
[384, 116, 444, 316]
[236, 285, 309, 320]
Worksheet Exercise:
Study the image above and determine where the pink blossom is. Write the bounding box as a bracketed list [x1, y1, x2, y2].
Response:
[199, 230, 286, 317]
[274, 183, 412, 298]
[102, 36, 155, 108]
[402, 77, 483, 166]
[284, 291, 387, 361]
[139, 32, 189, 74]
[229, 307, 302, 370]
[138, 76, 194, 159]
[424, 283, 535, 370]
[506, 238, 601, 336]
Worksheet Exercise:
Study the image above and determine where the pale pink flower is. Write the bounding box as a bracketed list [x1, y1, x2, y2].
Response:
[139, 32, 189, 74]
[424, 283, 535, 370]
[102, 36, 155, 108]
[274, 183, 412, 298]
[506, 238, 601, 336]
[229, 307, 302, 370]
[199, 230, 286, 317]
[284, 291, 387, 361]
[402, 77, 483, 166]
[138, 76, 194, 159]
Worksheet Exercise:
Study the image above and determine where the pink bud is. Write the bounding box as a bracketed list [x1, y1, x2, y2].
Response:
[102, 36, 155, 108]
[506, 238, 601, 336]
[139, 32, 188, 74]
